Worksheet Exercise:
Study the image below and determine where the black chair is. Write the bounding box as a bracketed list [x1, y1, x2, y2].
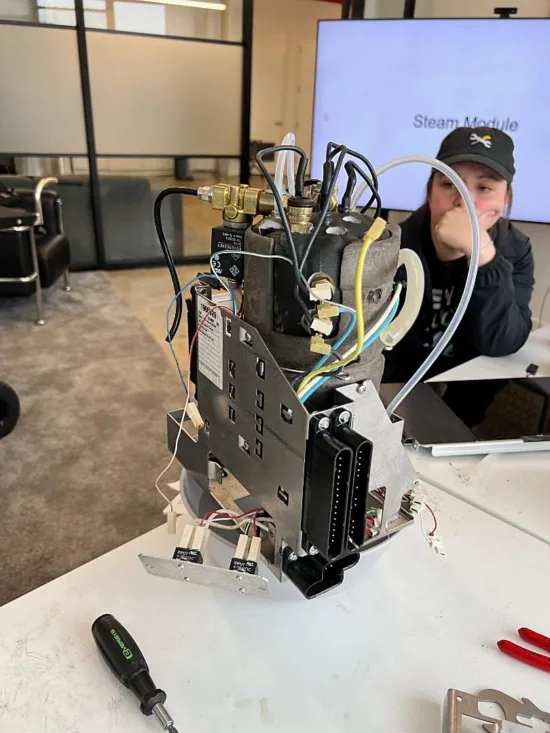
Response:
[0, 177, 71, 325]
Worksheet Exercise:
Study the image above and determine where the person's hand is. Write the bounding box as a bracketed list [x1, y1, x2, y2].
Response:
[434, 208, 496, 266]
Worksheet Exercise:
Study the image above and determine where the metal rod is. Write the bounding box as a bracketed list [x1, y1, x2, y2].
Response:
[74, 0, 106, 268]
[29, 228, 45, 325]
[240, 0, 254, 185]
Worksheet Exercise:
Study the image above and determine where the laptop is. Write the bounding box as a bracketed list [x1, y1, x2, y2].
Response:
[379, 379, 550, 457]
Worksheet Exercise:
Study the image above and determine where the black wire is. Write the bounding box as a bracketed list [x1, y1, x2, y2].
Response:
[341, 161, 357, 212]
[327, 143, 379, 211]
[257, 144, 308, 198]
[255, 147, 312, 324]
[154, 186, 198, 342]
[346, 160, 382, 218]
[298, 145, 347, 272]
[303, 178, 321, 188]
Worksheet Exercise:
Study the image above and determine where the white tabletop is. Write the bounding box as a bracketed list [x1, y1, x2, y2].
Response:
[429, 324, 550, 382]
[409, 448, 550, 547]
[1, 485, 549, 733]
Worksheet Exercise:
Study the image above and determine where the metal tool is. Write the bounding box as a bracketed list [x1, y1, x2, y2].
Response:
[92, 613, 179, 733]
[443, 688, 550, 733]
[498, 627, 550, 673]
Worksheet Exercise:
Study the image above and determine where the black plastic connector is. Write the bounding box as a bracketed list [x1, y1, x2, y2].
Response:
[302, 416, 353, 560]
[334, 423, 373, 550]
[282, 546, 359, 600]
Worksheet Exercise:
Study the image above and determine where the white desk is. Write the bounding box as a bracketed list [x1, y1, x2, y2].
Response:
[1, 486, 549, 733]
[409, 449, 550, 547]
[430, 324, 550, 382]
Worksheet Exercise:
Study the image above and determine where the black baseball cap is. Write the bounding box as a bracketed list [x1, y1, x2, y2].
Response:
[436, 127, 515, 183]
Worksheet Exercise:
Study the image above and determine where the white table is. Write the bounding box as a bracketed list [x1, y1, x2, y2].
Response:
[409, 448, 550, 547]
[1, 485, 549, 733]
[413, 326, 550, 545]
[430, 324, 550, 382]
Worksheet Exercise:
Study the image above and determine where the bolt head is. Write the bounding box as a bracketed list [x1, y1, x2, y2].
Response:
[356, 382, 367, 394]
[239, 587, 246, 594]
[288, 551, 298, 562]
[318, 417, 330, 430]
[309, 546, 319, 556]
[338, 411, 351, 425]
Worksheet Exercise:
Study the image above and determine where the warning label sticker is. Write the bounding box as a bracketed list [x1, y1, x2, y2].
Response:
[196, 295, 224, 390]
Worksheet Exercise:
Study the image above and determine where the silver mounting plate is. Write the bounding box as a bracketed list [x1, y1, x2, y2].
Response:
[139, 554, 271, 598]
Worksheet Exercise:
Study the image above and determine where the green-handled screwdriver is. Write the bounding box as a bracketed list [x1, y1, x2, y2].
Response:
[92, 613, 179, 733]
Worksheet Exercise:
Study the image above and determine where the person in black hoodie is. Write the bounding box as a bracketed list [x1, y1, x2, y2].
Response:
[383, 127, 535, 426]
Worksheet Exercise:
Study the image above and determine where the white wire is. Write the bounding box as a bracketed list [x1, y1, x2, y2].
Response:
[297, 284, 402, 399]
[154, 369, 192, 510]
[210, 251, 358, 321]
[204, 509, 275, 533]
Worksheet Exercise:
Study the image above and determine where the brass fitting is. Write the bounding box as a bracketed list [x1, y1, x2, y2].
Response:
[287, 197, 314, 235]
[198, 184, 279, 222]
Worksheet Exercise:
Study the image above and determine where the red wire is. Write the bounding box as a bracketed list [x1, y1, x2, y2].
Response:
[200, 508, 261, 527]
[188, 304, 231, 371]
[425, 503, 438, 537]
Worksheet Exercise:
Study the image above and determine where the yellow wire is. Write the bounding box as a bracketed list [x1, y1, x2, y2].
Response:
[298, 217, 387, 394]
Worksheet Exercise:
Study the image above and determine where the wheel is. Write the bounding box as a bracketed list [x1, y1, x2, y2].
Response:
[0, 382, 20, 439]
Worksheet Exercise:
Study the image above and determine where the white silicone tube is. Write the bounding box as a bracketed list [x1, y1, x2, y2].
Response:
[274, 132, 296, 196]
[380, 248, 424, 350]
[351, 155, 480, 416]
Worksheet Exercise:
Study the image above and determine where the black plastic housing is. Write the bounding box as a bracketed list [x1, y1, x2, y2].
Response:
[302, 416, 353, 560]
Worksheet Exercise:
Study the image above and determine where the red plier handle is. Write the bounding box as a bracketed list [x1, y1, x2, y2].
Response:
[498, 627, 550, 673]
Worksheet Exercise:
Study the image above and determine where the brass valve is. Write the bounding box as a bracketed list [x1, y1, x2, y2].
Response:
[197, 184, 279, 223]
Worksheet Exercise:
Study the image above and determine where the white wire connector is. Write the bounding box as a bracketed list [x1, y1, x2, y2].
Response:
[311, 317, 333, 336]
[186, 402, 204, 430]
[409, 490, 426, 516]
[172, 524, 210, 564]
[309, 279, 333, 302]
[428, 534, 446, 557]
[166, 510, 178, 535]
[229, 535, 262, 576]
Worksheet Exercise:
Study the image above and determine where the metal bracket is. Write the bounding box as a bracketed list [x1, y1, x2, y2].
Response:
[443, 689, 550, 733]
[139, 554, 270, 599]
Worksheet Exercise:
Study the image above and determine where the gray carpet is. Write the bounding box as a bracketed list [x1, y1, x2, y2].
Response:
[0, 273, 184, 605]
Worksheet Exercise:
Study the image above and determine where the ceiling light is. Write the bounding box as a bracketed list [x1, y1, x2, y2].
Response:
[136, 0, 226, 10]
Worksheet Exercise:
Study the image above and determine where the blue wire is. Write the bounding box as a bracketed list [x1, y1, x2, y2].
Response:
[299, 298, 400, 404]
[309, 305, 357, 373]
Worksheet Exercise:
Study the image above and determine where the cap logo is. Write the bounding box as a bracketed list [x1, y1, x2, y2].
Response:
[469, 132, 492, 149]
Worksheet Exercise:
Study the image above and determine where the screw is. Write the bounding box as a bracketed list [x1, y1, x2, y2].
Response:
[236, 575, 243, 581]
[284, 407, 293, 420]
[178, 563, 185, 569]
[338, 411, 351, 425]
[356, 382, 367, 394]
[239, 587, 246, 593]
[288, 551, 298, 562]
[145, 564, 153, 570]
[309, 546, 319, 556]
[318, 417, 330, 430]
[184, 577, 190, 582]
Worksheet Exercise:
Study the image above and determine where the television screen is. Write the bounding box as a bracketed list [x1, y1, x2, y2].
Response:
[312, 19, 550, 223]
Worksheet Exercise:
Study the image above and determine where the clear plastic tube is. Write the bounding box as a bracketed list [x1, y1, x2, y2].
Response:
[380, 248, 424, 350]
[352, 155, 481, 416]
[274, 132, 296, 196]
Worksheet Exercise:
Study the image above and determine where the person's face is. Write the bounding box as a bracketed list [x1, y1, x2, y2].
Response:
[428, 161, 510, 229]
